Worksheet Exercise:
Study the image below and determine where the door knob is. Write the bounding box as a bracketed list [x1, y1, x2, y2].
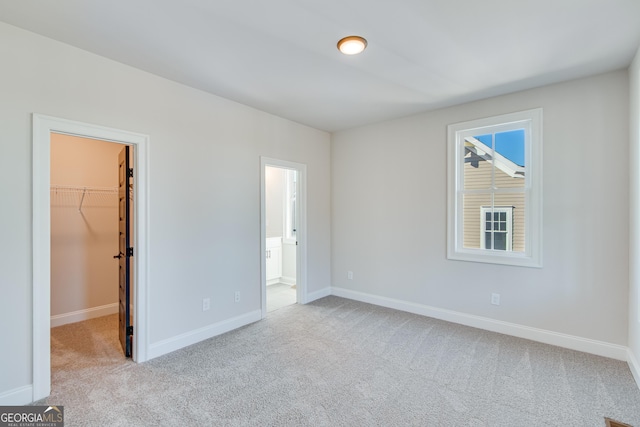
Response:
[113, 253, 123, 259]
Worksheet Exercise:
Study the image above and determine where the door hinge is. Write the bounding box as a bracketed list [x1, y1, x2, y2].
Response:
[128, 168, 134, 178]
[126, 326, 133, 336]
[127, 247, 134, 257]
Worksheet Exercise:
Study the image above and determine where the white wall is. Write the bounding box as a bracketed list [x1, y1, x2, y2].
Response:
[50, 135, 121, 322]
[0, 22, 330, 403]
[332, 71, 629, 347]
[629, 46, 640, 381]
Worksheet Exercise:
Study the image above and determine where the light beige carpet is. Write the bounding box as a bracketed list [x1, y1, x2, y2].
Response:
[39, 296, 640, 426]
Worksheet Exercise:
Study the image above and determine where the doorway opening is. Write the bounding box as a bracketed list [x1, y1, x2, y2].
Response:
[50, 134, 133, 362]
[49, 133, 132, 402]
[260, 157, 307, 318]
[265, 166, 297, 312]
[32, 114, 149, 402]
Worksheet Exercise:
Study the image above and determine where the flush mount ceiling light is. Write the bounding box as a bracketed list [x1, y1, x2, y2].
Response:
[337, 35, 367, 55]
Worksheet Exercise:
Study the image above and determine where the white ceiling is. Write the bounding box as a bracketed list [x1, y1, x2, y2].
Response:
[1, 0, 639, 132]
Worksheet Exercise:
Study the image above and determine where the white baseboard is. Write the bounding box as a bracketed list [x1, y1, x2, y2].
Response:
[0, 385, 33, 406]
[280, 276, 296, 286]
[147, 310, 262, 360]
[628, 349, 640, 389]
[306, 287, 331, 303]
[331, 287, 628, 361]
[50, 303, 118, 328]
[266, 278, 279, 286]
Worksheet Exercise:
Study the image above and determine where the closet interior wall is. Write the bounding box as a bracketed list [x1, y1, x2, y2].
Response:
[50, 133, 123, 326]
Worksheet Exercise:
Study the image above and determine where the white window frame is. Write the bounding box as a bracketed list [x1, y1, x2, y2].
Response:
[447, 109, 543, 268]
[480, 206, 513, 251]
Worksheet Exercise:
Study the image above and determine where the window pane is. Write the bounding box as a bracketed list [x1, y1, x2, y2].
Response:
[493, 130, 525, 190]
[493, 232, 507, 250]
[495, 130, 524, 166]
[463, 194, 491, 249]
[464, 137, 492, 190]
[474, 134, 493, 146]
[485, 232, 492, 249]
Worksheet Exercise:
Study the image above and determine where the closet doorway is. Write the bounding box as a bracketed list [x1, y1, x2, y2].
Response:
[50, 134, 133, 358]
[32, 114, 149, 402]
[260, 157, 308, 317]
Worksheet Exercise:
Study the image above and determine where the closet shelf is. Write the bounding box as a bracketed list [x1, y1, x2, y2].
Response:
[50, 185, 118, 194]
[50, 185, 120, 212]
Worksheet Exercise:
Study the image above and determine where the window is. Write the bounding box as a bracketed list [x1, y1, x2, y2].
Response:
[284, 169, 297, 242]
[447, 109, 542, 267]
[480, 206, 513, 251]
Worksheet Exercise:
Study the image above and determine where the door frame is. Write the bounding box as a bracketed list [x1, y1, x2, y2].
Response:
[260, 157, 307, 317]
[32, 114, 150, 401]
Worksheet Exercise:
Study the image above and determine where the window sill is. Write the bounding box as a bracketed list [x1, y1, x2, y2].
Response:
[447, 248, 542, 268]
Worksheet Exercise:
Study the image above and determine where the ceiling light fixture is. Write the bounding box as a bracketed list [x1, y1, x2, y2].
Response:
[337, 36, 367, 55]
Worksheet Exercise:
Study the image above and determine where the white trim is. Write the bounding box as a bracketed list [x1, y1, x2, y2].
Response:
[279, 276, 296, 286]
[0, 385, 34, 406]
[50, 303, 119, 328]
[260, 157, 308, 318]
[447, 108, 543, 268]
[32, 114, 150, 402]
[331, 287, 628, 361]
[148, 310, 262, 359]
[628, 349, 640, 390]
[307, 287, 332, 303]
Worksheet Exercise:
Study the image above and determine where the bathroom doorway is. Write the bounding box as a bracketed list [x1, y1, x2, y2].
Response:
[260, 157, 307, 317]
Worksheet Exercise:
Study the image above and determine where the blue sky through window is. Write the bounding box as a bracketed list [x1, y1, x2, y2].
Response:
[474, 130, 525, 167]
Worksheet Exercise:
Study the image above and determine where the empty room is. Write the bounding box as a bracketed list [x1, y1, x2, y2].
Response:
[1, 1, 640, 425]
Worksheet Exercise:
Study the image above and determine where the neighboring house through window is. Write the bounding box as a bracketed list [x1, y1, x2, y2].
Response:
[481, 206, 513, 251]
[447, 109, 542, 267]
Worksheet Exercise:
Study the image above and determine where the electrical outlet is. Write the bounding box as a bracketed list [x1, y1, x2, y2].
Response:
[202, 298, 210, 311]
[348, 271, 354, 280]
[234, 291, 240, 303]
[491, 293, 500, 306]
